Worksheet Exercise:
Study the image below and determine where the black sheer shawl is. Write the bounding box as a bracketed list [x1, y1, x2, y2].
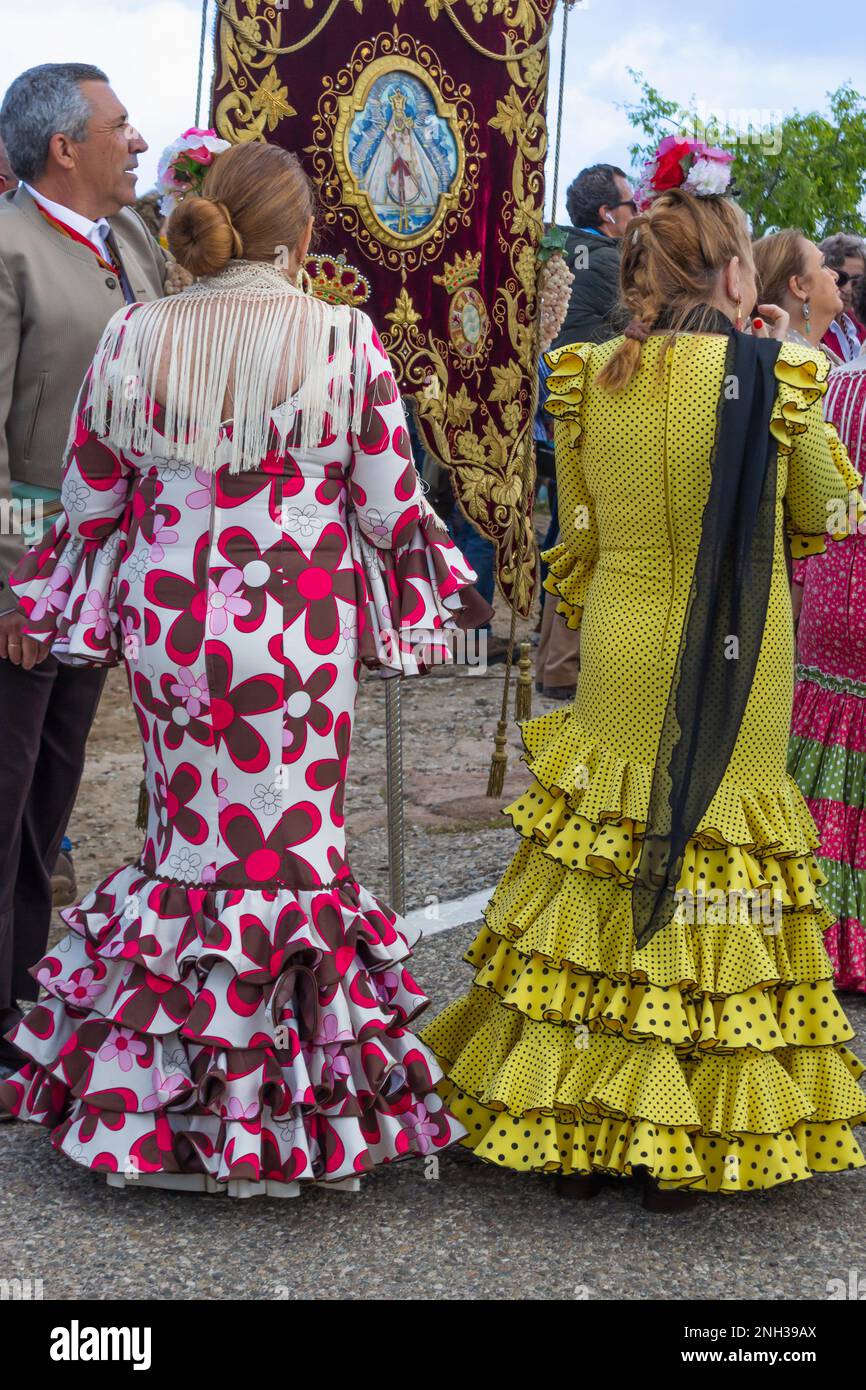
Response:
[631, 314, 782, 949]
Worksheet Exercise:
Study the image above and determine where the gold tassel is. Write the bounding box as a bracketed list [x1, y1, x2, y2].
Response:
[486, 718, 509, 797]
[514, 639, 533, 720]
[136, 777, 149, 831]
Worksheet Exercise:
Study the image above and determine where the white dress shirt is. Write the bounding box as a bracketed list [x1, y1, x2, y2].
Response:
[23, 183, 112, 259]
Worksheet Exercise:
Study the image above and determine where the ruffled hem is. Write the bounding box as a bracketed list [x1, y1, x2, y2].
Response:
[419, 990, 866, 1190]
[9, 515, 123, 666]
[349, 495, 493, 676]
[823, 915, 866, 994]
[465, 926, 850, 1051]
[807, 842, 866, 918]
[421, 989, 866, 1128]
[481, 713, 847, 1046]
[439, 1085, 865, 1191]
[505, 774, 827, 906]
[516, 706, 821, 857]
[485, 837, 836, 994]
[0, 861, 465, 1183]
[791, 667, 866, 751]
[3, 1067, 457, 1185]
[56, 862, 422, 1001]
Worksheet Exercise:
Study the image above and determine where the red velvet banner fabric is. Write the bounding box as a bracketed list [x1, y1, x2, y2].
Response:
[211, 0, 557, 613]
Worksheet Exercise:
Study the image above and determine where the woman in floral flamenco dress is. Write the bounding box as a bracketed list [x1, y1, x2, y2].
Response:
[789, 289, 866, 993]
[421, 150, 866, 1208]
[0, 141, 490, 1196]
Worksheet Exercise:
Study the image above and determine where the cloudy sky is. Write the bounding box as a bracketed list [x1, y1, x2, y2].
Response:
[2, 0, 866, 221]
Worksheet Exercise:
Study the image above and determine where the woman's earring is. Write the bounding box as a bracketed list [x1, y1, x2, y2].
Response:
[295, 265, 313, 295]
[735, 294, 743, 330]
[803, 298, 811, 335]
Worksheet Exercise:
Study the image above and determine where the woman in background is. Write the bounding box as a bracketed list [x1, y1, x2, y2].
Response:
[789, 275, 866, 993]
[818, 233, 866, 362]
[752, 230, 844, 363]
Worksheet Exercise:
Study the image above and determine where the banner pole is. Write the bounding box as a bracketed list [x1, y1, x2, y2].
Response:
[384, 677, 406, 914]
[550, 0, 571, 223]
[194, 0, 209, 126]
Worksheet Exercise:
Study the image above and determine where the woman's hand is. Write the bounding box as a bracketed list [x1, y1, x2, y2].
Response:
[749, 303, 790, 341]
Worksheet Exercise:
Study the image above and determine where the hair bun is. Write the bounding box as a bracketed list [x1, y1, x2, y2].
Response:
[166, 195, 244, 278]
[209, 200, 244, 258]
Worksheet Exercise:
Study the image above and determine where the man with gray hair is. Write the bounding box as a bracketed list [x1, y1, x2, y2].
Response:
[0, 63, 166, 1087]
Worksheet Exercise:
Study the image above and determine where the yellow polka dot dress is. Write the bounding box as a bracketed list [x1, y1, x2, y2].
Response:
[420, 334, 866, 1193]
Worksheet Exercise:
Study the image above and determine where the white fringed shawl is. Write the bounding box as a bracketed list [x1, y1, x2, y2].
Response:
[84, 259, 367, 472]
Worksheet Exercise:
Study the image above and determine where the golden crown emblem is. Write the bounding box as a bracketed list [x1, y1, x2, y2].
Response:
[433, 250, 482, 294]
[305, 253, 371, 308]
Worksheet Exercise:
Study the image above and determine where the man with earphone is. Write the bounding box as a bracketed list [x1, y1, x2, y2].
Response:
[552, 162, 637, 350]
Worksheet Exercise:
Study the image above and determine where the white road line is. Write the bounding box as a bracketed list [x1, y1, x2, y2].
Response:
[403, 885, 494, 938]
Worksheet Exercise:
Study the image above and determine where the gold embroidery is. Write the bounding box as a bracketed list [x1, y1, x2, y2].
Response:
[214, 0, 339, 142]
[306, 30, 482, 275]
[331, 54, 466, 251]
[433, 251, 481, 292]
[447, 287, 491, 365]
[386, 287, 423, 327]
[251, 68, 295, 130]
[211, 0, 551, 614]
[304, 253, 371, 307]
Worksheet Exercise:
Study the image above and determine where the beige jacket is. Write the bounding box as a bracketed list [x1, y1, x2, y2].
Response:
[0, 186, 167, 604]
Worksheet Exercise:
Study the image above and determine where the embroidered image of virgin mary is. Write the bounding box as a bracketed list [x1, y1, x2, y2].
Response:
[347, 72, 460, 239]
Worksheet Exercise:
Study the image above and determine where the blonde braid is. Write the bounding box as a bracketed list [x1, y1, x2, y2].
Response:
[597, 216, 659, 392]
[596, 189, 752, 392]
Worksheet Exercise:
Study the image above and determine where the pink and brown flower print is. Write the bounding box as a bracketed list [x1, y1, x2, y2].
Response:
[1, 308, 487, 1188]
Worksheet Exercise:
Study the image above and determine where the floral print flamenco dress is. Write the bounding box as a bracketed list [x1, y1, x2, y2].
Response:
[788, 357, 866, 993]
[421, 334, 866, 1193]
[0, 261, 487, 1196]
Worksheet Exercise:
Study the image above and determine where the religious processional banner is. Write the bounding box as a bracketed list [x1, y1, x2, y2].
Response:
[211, 0, 557, 614]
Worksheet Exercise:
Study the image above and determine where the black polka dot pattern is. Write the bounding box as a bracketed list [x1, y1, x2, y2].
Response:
[420, 336, 866, 1192]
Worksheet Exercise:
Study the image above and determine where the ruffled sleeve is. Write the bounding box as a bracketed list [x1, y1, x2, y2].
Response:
[9, 380, 133, 666]
[773, 344, 864, 561]
[345, 309, 493, 674]
[349, 493, 494, 676]
[540, 341, 596, 629]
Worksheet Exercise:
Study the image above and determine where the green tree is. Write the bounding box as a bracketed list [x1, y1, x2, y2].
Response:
[621, 69, 866, 239]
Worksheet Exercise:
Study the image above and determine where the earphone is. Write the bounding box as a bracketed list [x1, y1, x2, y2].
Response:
[605, 212, 616, 224]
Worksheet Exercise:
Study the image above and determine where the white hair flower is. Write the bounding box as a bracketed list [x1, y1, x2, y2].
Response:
[682, 156, 733, 198]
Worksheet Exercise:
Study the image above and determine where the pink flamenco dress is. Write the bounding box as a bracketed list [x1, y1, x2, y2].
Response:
[788, 356, 866, 993]
[0, 269, 492, 1197]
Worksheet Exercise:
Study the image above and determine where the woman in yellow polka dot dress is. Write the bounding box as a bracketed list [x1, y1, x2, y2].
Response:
[420, 172, 866, 1208]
